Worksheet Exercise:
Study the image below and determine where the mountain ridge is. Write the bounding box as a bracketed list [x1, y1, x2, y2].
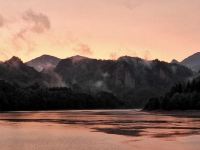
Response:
[181, 52, 200, 72]
[0, 54, 195, 107]
[55, 55, 193, 107]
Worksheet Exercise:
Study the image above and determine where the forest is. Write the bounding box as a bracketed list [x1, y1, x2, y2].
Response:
[0, 80, 123, 111]
[144, 76, 200, 110]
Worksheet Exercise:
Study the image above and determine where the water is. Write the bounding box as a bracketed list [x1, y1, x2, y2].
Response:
[0, 109, 200, 150]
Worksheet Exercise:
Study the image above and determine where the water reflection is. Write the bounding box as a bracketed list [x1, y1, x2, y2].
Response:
[0, 110, 200, 138]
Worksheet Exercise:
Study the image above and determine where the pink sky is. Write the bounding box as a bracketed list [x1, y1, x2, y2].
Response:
[0, 0, 199, 62]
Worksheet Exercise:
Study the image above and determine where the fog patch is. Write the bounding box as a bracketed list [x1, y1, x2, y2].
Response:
[73, 43, 93, 56]
[43, 70, 67, 87]
[143, 60, 152, 69]
[110, 52, 118, 60]
[102, 72, 110, 78]
[93, 80, 110, 92]
[171, 65, 177, 74]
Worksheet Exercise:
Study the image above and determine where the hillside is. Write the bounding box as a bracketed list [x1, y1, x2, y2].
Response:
[26, 55, 60, 72]
[55, 56, 193, 107]
[181, 52, 200, 72]
[144, 75, 200, 110]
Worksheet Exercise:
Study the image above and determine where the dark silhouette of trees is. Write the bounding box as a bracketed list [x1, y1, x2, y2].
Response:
[144, 76, 200, 110]
[0, 80, 123, 111]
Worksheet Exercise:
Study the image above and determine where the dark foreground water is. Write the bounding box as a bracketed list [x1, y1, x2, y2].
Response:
[0, 110, 200, 150]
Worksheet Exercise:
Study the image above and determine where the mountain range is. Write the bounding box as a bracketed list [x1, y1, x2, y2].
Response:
[0, 53, 198, 107]
[26, 52, 200, 73]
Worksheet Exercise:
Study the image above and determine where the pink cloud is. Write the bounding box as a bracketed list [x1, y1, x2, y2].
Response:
[73, 43, 93, 56]
[23, 9, 51, 34]
[109, 52, 118, 60]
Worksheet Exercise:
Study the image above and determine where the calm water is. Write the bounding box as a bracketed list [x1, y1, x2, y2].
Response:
[0, 109, 200, 150]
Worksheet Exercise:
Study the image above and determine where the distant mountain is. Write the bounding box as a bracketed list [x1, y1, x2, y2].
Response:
[68, 55, 89, 63]
[0, 55, 194, 108]
[55, 55, 193, 107]
[181, 52, 200, 72]
[171, 59, 179, 64]
[5, 56, 24, 68]
[0, 56, 45, 86]
[0, 56, 65, 87]
[26, 55, 60, 72]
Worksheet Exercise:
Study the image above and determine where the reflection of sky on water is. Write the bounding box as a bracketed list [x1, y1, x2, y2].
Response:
[0, 110, 200, 139]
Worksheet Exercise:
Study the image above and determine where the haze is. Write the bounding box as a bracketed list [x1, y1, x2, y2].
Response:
[0, 0, 200, 62]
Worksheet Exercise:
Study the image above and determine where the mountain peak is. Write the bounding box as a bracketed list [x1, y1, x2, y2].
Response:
[118, 56, 143, 62]
[39, 54, 59, 59]
[6, 56, 23, 64]
[9, 56, 23, 62]
[70, 55, 88, 59]
[4, 56, 24, 69]
[182, 52, 200, 62]
[193, 52, 200, 55]
[69, 55, 90, 63]
[171, 59, 179, 64]
[181, 52, 200, 72]
[41, 54, 52, 57]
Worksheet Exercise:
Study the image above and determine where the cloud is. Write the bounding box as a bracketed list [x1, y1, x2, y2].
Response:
[93, 80, 110, 92]
[73, 43, 93, 56]
[15, 28, 28, 41]
[0, 14, 5, 27]
[109, 52, 118, 60]
[12, 29, 36, 53]
[143, 50, 151, 60]
[12, 28, 35, 54]
[11, 10, 51, 54]
[94, 81, 104, 88]
[23, 9, 51, 34]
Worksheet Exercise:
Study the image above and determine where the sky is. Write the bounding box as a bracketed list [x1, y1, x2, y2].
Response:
[0, 0, 200, 62]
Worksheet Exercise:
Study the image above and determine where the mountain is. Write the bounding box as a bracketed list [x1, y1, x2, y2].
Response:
[171, 59, 179, 64]
[0, 55, 194, 108]
[5, 56, 24, 68]
[181, 52, 200, 72]
[0, 56, 45, 86]
[55, 55, 193, 107]
[68, 55, 89, 63]
[26, 55, 60, 72]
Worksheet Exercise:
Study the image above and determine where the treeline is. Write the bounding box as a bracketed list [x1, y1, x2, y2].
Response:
[0, 80, 123, 111]
[144, 76, 200, 110]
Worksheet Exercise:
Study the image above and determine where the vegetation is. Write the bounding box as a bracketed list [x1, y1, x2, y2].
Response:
[144, 76, 200, 110]
[0, 56, 193, 108]
[0, 80, 123, 111]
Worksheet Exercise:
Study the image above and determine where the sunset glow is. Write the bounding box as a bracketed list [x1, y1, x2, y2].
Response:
[0, 0, 200, 62]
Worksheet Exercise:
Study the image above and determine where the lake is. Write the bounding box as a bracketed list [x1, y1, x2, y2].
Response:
[0, 110, 200, 150]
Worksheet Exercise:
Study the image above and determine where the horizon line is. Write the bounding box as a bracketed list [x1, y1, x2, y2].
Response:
[3, 52, 199, 63]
